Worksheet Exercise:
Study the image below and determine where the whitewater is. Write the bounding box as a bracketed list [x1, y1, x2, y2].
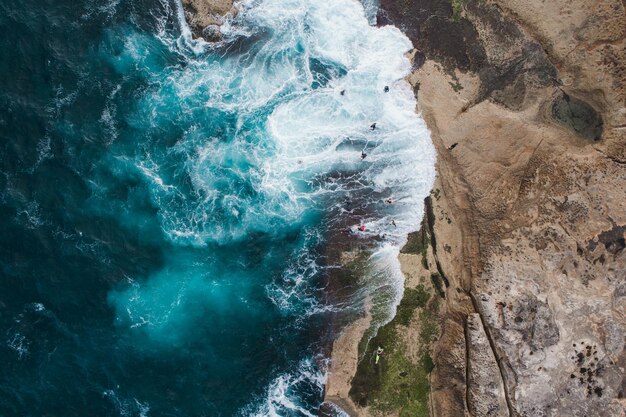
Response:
[0, 0, 434, 415]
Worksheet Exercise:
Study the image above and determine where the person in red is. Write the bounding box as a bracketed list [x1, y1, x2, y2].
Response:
[359, 225, 366, 231]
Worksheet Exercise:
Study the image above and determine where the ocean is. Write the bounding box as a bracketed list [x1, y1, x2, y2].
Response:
[0, 0, 435, 415]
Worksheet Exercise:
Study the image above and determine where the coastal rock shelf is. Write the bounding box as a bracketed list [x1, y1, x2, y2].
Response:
[369, 0, 625, 415]
[320, 0, 626, 416]
[179, 0, 626, 415]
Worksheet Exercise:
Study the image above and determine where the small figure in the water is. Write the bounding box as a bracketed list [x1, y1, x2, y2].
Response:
[370, 122, 377, 130]
[359, 225, 366, 232]
[297, 159, 303, 165]
[340, 89, 345, 96]
[385, 197, 394, 204]
[384, 86, 389, 93]
[361, 150, 367, 160]
[391, 219, 397, 227]
[447, 142, 458, 150]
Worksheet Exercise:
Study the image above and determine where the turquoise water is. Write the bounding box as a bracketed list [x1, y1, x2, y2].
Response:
[0, 0, 434, 415]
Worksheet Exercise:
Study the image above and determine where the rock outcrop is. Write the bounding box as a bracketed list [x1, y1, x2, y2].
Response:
[378, 0, 625, 415]
[467, 313, 509, 417]
[181, 0, 235, 41]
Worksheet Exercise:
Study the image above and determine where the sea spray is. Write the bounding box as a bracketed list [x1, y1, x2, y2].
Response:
[0, 0, 434, 414]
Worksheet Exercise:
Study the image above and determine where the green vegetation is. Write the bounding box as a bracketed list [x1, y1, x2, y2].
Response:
[349, 284, 440, 417]
[401, 218, 430, 270]
[419, 308, 439, 347]
[451, 0, 464, 21]
[422, 351, 435, 373]
[449, 80, 464, 92]
[401, 221, 428, 256]
[448, 69, 464, 93]
[396, 285, 430, 326]
[430, 272, 446, 298]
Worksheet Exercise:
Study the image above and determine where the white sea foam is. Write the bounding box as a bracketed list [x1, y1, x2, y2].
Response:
[200, 0, 432, 413]
[82, 0, 121, 21]
[15, 200, 45, 229]
[103, 389, 151, 417]
[245, 358, 326, 417]
[143, 0, 434, 249]
[110, 0, 434, 413]
[7, 332, 30, 360]
[247, 0, 434, 331]
[159, 0, 435, 347]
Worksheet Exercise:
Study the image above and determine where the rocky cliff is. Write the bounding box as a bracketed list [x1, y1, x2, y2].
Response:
[379, 0, 625, 415]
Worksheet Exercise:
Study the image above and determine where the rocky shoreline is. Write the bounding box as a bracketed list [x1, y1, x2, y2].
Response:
[180, 0, 625, 415]
[325, 0, 625, 415]
[181, 0, 236, 41]
[324, 0, 625, 415]
[406, 0, 625, 415]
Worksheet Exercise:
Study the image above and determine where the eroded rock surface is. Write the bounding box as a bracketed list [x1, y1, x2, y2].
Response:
[467, 313, 509, 417]
[379, 0, 626, 416]
[181, 0, 235, 41]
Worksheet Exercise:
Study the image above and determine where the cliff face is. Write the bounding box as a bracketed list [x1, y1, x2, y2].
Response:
[379, 0, 625, 415]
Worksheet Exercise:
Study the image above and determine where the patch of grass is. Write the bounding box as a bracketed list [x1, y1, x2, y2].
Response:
[451, 0, 464, 21]
[376, 348, 431, 417]
[396, 285, 430, 326]
[349, 285, 440, 416]
[448, 68, 463, 93]
[422, 352, 435, 373]
[401, 222, 428, 255]
[419, 308, 439, 346]
[401, 218, 430, 269]
[449, 80, 463, 92]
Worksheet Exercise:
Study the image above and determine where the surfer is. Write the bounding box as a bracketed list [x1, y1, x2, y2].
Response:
[361, 150, 367, 160]
[370, 122, 377, 130]
[340, 89, 345, 96]
[384, 86, 389, 93]
[385, 197, 394, 204]
[447, 142, 458, 150]
[391, 219, 397, 227]
[359, 225, 366, 232]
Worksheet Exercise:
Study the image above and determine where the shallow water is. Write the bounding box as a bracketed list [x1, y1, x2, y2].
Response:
[0, 0, 434, 415]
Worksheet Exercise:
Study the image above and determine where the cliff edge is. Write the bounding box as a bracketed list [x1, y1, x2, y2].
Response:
[376, 0, 625, 415]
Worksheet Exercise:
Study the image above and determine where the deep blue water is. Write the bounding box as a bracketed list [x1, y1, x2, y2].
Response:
[0, 0, 434, 415]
